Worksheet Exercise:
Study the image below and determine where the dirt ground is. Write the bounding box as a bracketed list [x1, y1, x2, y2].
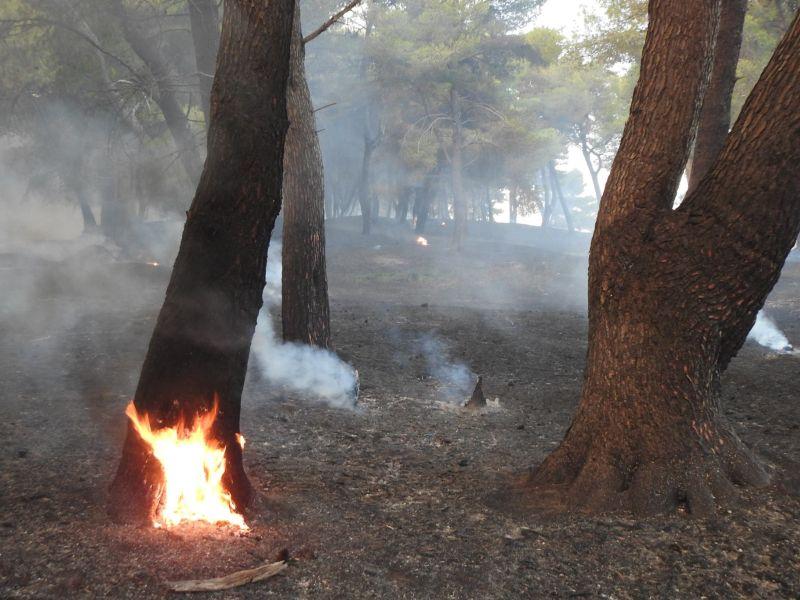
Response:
[1, 219, 798, 598]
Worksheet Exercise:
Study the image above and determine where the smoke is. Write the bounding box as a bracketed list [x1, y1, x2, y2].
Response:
[748, 310, 793, 352]
[249, 242, 359, 409]
[417, 333, 475, 403]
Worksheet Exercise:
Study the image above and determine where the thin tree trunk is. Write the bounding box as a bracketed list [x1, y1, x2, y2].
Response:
[548, 162, 574, 232]
[687, 0, 747, 193]
[113, 0, 202, 183]
[281, 3, 331, 348]
[580, 137, 603, 203]
[109, 0, 295, 524]
[450, 87, 467, 249]
[540, 168, 553, 228]
[188, 0, 220, 124]
[509, 185, 518, 224]
[79, 198, 97, 231]
[359, 135, 374, 235]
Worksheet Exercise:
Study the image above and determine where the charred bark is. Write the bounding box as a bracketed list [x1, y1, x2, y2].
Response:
[281, 3, 331, 348]
[109, 0, 295, 524]
[688, 0, 747, 192]
[529, 2, 800, 516]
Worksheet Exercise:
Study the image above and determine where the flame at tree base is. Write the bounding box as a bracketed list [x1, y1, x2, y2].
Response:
[125, 400, 248, 530]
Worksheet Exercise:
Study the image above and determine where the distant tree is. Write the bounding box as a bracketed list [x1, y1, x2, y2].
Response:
[528, 2, 800, 516]
[109, 0, 295, 523]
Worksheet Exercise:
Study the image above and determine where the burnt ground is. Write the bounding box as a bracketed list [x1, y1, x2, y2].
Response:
[1, 218, 799, 599]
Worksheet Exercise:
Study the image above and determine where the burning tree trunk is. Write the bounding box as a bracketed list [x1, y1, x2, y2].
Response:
[109, 0, 295, 524]
[528, 3, 800, 516]
[281, 3, 331, 348]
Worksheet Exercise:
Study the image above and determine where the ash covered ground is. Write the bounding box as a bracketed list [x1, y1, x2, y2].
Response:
[1, 219, 799, 598]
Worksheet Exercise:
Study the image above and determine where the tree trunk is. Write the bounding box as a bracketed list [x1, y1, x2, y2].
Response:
[188, 0, 220, 124]
[113, 0, 203, 183]
[413, 176, 432, 234]
[109, 0, 295, 524]
[529, 2, 800, 517]
[509, 185, 518, 224]
[540, 168, 553, 228]
[450, 87, 467, 249]
[358, 135, 375, 235]
[396, 186, 411, 223]
[548, 162, 574, 232]
[580, 137, 604, 203]
[79, 198, 97, 231]
[281, 3, 331, 348]
[688, 0, 747, 193]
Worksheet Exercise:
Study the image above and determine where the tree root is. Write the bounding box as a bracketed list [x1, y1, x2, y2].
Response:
[525, 431, 770, 517]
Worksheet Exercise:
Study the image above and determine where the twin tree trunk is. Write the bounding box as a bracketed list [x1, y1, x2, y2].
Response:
[109, 0, 295, 523]
[529, 2, 800, 516]
[281, 4, 331, 348]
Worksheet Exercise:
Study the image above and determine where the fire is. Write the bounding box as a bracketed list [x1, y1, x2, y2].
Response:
[125, 400, 248, 530]
[416, 236, 429, 246]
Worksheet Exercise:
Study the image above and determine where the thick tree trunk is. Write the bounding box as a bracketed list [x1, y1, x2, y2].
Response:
[450, 87, 467, 249]
[688, 0, 747, 193]
[413, 177, 432, 234]
[281, 4, 331, 348]
[188, 0, 220, 124]
[529, 1, 800, 516]
[113, 0, 203, 183]
[109, 0, 294, 524]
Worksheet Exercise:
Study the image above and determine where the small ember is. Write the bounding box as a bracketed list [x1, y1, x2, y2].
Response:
[416, 236, 429, 247]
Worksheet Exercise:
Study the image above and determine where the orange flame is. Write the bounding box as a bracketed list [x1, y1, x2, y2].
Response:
[125, 400, 247, 530]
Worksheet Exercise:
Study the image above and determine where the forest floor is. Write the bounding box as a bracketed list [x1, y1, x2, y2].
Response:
[1, 218, 799, 599]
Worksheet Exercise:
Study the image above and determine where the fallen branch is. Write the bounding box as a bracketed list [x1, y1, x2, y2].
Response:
[165, 560, 287, 593]
[303, 0, 362, 44]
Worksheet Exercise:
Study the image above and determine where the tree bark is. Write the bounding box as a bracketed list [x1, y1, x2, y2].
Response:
[688, 0, 747, 193]
[188, 0, 220, 124]
[527, 0, 799, 516]
[281, 3, 331, 348]
[109, 0, 295, 524]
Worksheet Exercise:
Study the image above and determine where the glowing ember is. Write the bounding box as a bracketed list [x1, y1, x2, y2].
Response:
[146, 261, 160, 267]
[125, 400, 247, 530]
[416, 236, 429, 246]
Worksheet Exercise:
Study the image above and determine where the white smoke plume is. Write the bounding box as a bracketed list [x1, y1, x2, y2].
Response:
[418, 334, 475, 402]
[748, 310, 793, 352]
[250, 242, 358, 409]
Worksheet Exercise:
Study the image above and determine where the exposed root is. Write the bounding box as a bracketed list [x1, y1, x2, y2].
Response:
[525, 431, 770, 518]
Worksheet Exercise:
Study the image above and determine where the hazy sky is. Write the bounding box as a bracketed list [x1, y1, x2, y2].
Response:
[536, 0, 600, 35]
